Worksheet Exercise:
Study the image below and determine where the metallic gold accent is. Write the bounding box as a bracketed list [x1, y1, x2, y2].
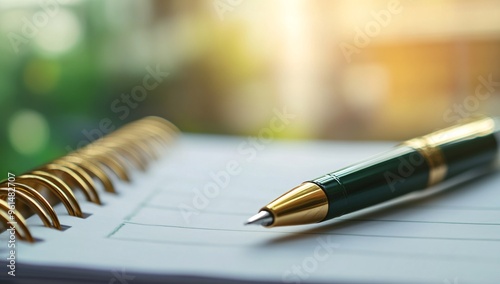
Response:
[403, 138, 447, 186]
[59, 156, 116, 193]
[93, 140, 148, 171]
[77, 147, 130, 181]
[0, 199, 35, 242]
[47, 160, 99, 203]
[41, 163, 101, 205]
[403, 116, 496, 186]
[115, 134, 158, 160]
[18, 173, 83, 217]
[0, 185, 61, 229]
[262, 182, 328, 227]
[12, 183, 61, 229]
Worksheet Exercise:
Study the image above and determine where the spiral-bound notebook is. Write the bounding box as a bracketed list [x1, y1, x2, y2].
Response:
[1, 117, 500, 284]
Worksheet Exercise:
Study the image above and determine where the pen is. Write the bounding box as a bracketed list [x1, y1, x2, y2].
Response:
[245, 116, 500, 227]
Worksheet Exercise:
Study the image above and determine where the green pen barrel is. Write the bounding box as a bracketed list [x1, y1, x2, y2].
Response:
[439, 132, 498, 179]
[313, 116, 499, 221]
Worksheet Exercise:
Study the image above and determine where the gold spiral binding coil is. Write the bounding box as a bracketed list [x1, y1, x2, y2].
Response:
[40, 163, 101, 205]
[91, 140, 148, 171]
[49, 160, 98, 194]
[74, 148, 131, 181]
[0, 116, 178, 242]
[18, 172, 83, 218]
[1, 184, 61, 229]
[58, 155, 117, 193]
[0, 199, 34, 243]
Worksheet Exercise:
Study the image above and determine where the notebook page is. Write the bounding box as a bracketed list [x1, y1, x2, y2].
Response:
[1, 134, 500, 283]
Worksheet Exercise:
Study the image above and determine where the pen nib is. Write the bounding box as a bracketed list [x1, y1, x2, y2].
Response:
[245, 211, 273, 226]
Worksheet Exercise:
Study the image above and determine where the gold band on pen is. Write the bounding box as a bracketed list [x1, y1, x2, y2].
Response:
[403, 116, 496, 187]
[403, 137, 448, 186]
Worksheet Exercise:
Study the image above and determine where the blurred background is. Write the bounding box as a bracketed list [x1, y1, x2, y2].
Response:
[1, 0, 500, 175]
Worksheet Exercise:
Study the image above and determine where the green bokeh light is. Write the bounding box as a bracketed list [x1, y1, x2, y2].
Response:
[8, 109, 50, 156]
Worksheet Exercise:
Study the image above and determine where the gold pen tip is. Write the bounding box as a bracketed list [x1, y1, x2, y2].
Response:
[245, 211, 273, 226]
